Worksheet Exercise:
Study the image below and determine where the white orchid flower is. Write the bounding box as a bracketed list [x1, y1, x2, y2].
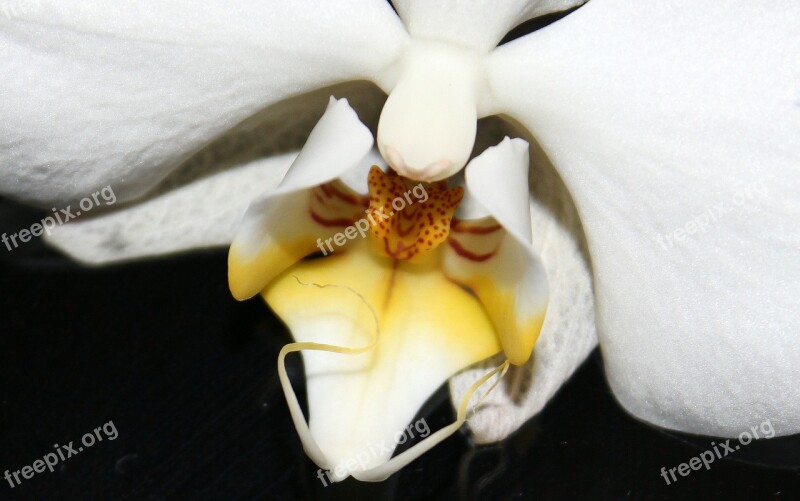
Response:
[1, 0, 798, 483]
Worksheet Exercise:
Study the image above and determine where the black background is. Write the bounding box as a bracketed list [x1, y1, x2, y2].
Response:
[1, 202, 799, 501]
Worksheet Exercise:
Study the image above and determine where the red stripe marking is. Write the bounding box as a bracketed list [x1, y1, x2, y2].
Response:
[329, 183, 369, 207]
[309, 208, 355, 228]
[451, 221, 502, 235]
[448, 238, 497, 262]
[312, 192, 328, 206]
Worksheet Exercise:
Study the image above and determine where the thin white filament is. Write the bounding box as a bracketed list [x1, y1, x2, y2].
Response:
[275, 275, 511, 482]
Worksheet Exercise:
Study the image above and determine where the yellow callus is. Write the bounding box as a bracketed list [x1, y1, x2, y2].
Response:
[264, 241, 502, 374]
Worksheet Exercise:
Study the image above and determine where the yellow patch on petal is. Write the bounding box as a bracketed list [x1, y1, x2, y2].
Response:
[264, 242, 500, 369]
[368, 167, 462, 261]
[456, 275, 545, 366]
[446, 218, 546, 365]
[228, 179, 367, 300]
[229, 237, 318, 301]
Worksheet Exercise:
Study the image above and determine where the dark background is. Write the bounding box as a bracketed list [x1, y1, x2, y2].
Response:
[1, 202, 799, 501]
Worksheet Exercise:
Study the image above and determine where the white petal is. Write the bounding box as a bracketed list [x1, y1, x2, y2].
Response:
[229, 98, 375, 299]
[43, 84, 386, 264]
[489, 0, 800, 436]
[274, 98, 375, 194]
[462, 138, 533, 242]
[443, 137, 549, 365]
[392, 0, 587, 51]
[45, 152, 295, 264]
[450, 131, 597, 443]
[0, 0, 406, 207]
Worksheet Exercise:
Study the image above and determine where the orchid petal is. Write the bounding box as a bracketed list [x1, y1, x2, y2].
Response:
[450, 133, 597, 443]
[264, 243, 502, 481]
[45, 152, 295, 264]
[392, 0, 587, 52]
[489, 0, 800, 436]
[444, 138, 549, 365]
[45, 89, 386, 264]
[0, 1, 406, 207]
[229, 98, 374, 300]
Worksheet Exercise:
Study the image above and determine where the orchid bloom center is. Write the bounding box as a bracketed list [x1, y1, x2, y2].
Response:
[367, 166, 463, 261]
[377, 40, 486, 182]
[227, 97, 552, 480]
